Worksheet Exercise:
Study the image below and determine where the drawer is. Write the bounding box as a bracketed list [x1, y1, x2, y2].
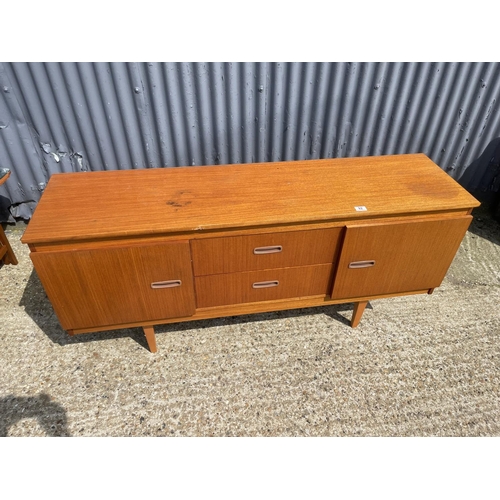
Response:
[195, 263, 333, 308]
[191, 228, 342, 276]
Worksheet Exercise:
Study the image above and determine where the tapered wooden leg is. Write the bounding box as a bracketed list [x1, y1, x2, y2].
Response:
[0, 226, 18, 265]
[143, 326, 157, 353]
[351, 301, 368, 328]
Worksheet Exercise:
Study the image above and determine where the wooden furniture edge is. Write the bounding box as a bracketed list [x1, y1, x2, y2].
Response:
[0, 232, 19, 265]
[25, 208, 475, 253]
[0, 170, 19, 266]
[351, 301, 369, 328]
[20, 154, 481, 245]
[142, 326, 157, 353]
[0, 169, 11, 186]
[67, 289, 431, 348]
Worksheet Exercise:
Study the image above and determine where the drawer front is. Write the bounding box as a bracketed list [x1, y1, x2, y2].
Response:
[195, 263, 333, 308]
[331, 216, 472, 299]
[191, 228, 342, 276]
[31, 242, 196, 330]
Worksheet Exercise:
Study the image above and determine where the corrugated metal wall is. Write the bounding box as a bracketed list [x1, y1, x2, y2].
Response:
[1, 62, 500, 221]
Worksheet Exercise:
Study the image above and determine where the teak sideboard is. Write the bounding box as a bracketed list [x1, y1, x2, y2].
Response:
[21, 154, 480, 352]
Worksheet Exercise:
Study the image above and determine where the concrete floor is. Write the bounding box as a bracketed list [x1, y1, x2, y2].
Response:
[1, 206, 499, 436]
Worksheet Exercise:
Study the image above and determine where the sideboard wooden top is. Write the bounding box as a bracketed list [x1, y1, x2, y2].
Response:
[22, 154, 480, 244]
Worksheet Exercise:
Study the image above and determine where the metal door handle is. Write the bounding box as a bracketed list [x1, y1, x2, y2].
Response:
[151, 280, 182, 289]
[348, 260, 375, 269]
[252, 280, 279, 288]
[254, 245, 282, 255]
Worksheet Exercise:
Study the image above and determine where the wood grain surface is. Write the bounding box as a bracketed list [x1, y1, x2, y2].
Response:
[0, 227, 18, 265]
[195, 264, 333, 308]
[191, 228, 342, 275]
[331, 216, 473, 299]
[30, 241, 196, 330]
[21, 154, 480, 244]
[27, 210, 472, 253]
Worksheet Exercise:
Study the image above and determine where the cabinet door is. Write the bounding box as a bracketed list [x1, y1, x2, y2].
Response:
[331, 216, 472, 299]
[31, 242, 195, 330]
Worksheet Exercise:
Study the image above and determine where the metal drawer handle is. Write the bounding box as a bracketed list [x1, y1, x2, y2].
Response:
[151, 280, 182, 289]
[252, 280, 279, 289]
[349, 260, 375, 269]
[254, 245, 282, 255]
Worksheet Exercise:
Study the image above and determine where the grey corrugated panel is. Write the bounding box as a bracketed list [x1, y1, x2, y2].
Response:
[462, 63, 500, 181]
[212, 63, 227, 163]
[1, 62, 500, 222]
[444, 63, 485, 173]
[0, 64, 45, 220]
[270, 62, 287, 161]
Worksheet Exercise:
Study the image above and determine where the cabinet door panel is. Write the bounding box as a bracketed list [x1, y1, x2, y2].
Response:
[31, 242, 195, 330]
[331, 216, 472, 299]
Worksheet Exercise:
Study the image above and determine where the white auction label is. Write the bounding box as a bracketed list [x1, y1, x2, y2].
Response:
[354, 206, 367, 211]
